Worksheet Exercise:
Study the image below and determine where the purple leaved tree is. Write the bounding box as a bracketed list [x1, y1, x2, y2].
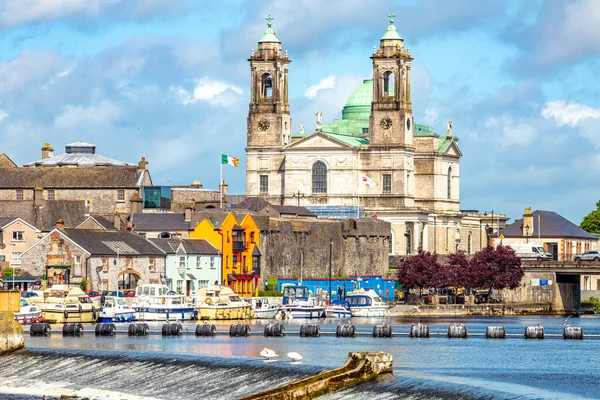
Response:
[442, 250, 471, 303]
[468, 245, 524, 301]
[397, 250, 441, 298]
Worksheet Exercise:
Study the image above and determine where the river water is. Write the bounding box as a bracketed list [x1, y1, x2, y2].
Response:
[1, 315, 599, 399]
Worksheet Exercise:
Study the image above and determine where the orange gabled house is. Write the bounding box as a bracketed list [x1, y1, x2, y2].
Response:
[190, 212, 261, 297]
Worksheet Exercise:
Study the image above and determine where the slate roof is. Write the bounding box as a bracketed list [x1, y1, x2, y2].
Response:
[60, 229, 165, 256]
[0, 153, 17, 168]
[0, 200, 88, 231]
[148, 239, 219, 255]
[500, 210, 597, 240]
[189, 211, 249, 229]
[132, 213, 190, 232]
[25, 142, 133, 167]
[0, 166, 146, 188]
[273, 205, 316, 217]
[233, 197, 271, 212]
[0, 217, 17, 228]
[233, 197, 315, 217]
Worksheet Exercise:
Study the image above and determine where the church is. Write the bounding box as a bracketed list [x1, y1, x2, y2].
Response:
[245, 14, 500, 256]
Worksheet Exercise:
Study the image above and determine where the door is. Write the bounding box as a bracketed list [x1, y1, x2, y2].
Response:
[186, 281, 191, 297]
[546, 243, 559, 261]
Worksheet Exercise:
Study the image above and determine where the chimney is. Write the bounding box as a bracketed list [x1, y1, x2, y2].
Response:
[192, 180, 203, 188]
[34, 186, 43, 207]
[173, 230, 182, 239]
[138, 156, 148, 170]
[113, 211, 121, 230]
[220, 180, 229, 208]
[41, 142, 54, 159]
[184, 206, 192, 222]
[56, 217, 65, 230]
[129, 194, 143, 216]
[522, 207, 534, 239]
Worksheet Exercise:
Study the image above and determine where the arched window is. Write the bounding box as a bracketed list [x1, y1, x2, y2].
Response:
[383, 71, 395, 97]
[261, 73, 273, 98]
[468, 232, 472, 254]
[312, 161, 327, 194]
[447, 167, 452, 199]
[159, 232, 171, 239]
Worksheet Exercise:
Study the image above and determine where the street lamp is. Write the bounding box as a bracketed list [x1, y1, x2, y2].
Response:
[485, 224, 490, 247]
[525, 225, 530, 243]
[329, 239, 333, 304]
[292, 191, 305, 206]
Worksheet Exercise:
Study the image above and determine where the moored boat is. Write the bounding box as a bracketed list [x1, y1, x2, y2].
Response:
[345, 289, 389, 317]
[281, 285, 324, 319]
[28, 285, 97, 324]
[195, 285, 254, 320]
[14, 298, 42, 324]
[131, 284, 195, 321]
[248, 297, 281, 319]
[97, 295, 136, 323]
[324, 300, 352, 318]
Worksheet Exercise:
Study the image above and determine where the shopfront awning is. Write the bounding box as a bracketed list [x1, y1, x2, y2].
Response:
[186, 273, 196, 280]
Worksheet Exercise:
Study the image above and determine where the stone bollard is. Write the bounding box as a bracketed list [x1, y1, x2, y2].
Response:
[0, 312, 24, 353]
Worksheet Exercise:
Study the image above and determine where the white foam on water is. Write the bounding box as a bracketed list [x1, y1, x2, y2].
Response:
[0, 378, 162, 400]
[397, 370, 594, 400]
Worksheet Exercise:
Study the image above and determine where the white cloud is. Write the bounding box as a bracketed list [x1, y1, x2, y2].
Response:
[0, 0, 116, 27]
[304, 75, 336, 99]
[54, 101, 121, 128]
[541, 100, 600, 127]
[171, 77, 243, 107]
[484, 114, 537, 148]
[0, 51, 64, 95]
[0, 110, 8, 121]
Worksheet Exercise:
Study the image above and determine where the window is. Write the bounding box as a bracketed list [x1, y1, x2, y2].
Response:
[250, 232, 256, 243]
[166, 279, 172, 291]
[260, 175, 269, 193]
[117, 189, 125, 202]
[210, 257, 216, 269]
[383, 71, 395, 97]
[176, 280, 184, 293]
[243, 255, 247, 272]
[199, 280, 209, 288]
[11, 252, 21, 265]
[312, 161, 327, 194]
[196, 256, 201, 269]
[16, 189, 23, 201]
[149, 257, 155, 271]
[261, 73, 273, 98]
[362, 128, 369, 135]
[226, 255, 229, 268]
[179, 256, 186, 269]
[12, 231, 24, 242]
[73, 255, 82, 276]
[99, 281, 108, 291]
[102, 258, 109, 271]
[383, 174, 392, 193]
[447, 167, 452, 199]
[47, 189, 55, 200]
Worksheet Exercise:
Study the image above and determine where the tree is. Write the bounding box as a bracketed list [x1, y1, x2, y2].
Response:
[1, 267, 14, 277]
[442, 251, 471, 303]
[581, 201, 600, 233]
[469, 245, 524, 300]
[397, 250, 441, 298]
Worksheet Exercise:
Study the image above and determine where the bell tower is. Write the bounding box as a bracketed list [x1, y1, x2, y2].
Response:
[369, 13, 413, 147]
[247, 15, 292, 149]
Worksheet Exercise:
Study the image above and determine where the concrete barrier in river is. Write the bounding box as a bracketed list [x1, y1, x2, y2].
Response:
[0, 312, 24, 353]
[239, 351, 393, 400]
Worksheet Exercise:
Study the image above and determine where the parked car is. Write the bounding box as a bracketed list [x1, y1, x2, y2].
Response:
[123, 289, 136, 298]
[84, 290, 101, 298]
[574, 250, 600, 262]
[20, 291, 39, 299]
[106, 290, 124, 297]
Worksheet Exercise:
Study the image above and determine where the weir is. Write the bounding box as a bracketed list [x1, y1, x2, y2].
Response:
[0, 312, 24, 353]
[239, 351, 393, 400]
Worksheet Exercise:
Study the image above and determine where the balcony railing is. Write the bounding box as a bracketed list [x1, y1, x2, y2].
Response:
[232, 241, 245, 252]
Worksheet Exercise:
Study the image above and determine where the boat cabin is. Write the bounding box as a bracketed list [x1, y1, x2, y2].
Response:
[282, 285, 310, 304]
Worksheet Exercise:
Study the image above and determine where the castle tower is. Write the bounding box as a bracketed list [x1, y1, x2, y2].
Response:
[247, 15, 292, 148]
[369, 13, 413, 148]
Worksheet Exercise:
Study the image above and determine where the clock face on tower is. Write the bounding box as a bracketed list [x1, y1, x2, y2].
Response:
[258, 119, 270, 131]
[380, 117, 392, 130]
[406, 117, 411, 131]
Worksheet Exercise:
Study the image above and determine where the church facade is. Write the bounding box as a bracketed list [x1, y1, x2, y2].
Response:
[246, 15, 501, 256]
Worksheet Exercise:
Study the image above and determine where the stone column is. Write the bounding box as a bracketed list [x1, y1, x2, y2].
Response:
[412, 222, 420, 253]
[422, 222, 428, 252]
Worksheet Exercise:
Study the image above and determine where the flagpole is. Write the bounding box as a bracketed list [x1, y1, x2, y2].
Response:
[356, 172, 360, 219]
[220, 155, 223, 210]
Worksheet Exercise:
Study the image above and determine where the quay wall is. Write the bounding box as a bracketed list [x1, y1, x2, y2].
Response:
[0, 312, 24, 353]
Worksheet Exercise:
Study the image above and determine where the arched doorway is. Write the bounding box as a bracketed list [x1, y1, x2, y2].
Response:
[118, 270, 141, 290]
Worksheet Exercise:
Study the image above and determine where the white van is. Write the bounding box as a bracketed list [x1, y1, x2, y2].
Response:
[505, 242, 553, 261]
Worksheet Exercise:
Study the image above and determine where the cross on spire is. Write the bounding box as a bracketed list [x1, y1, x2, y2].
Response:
[266, 14, 274, 28]
[388, 12, 396, 24]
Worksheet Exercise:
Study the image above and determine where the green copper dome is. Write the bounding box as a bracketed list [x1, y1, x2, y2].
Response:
[381, 12, 403, 41]
[259, 14, 281, 43]
[342, 79, 373, 120]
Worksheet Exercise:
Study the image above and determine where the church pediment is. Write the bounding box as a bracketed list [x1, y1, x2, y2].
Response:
[439, 140, 462, 158]
[285, 133, 354, 150]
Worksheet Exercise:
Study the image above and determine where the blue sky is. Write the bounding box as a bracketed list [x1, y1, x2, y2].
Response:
[1, 0, 599, 225]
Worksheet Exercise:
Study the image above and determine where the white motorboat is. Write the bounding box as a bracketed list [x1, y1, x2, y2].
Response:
[14, 298, 42, 324]
[345, 289, 389, 317]
[195, 285, 254, 320]
[132, 284, 195, 321]
[281, 285, 324, 319]
[324, 301, 352, 318]
[248, 297, 281, 319]
[97, 296, 136, 323]
[28, 285, 97, 323]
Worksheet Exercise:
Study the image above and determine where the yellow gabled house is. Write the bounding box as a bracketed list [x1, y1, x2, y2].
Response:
[190, 212, 261, 297]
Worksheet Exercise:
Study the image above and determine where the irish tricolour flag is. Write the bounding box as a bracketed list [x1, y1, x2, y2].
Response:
[221, 154, 239, 167]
